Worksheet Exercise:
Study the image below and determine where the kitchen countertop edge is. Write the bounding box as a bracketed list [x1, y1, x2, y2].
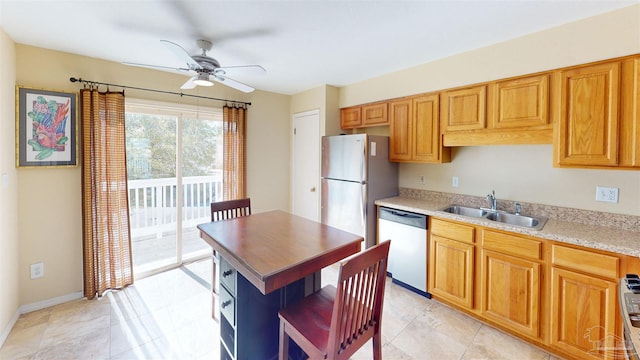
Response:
[376, 196, 640, 258]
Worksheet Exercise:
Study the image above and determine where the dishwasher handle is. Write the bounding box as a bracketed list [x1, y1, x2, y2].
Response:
[379, 207, 427, 229]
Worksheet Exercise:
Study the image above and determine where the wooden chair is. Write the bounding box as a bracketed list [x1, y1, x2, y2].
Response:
[210, 198, 251, 320]
[278, 240, 391, 360]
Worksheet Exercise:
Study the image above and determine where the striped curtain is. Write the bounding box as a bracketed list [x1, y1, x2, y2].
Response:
[223, 105, 247, 200]
[81, 88, 133, 300]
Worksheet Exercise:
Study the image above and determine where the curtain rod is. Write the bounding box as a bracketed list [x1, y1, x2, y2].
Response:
[69, 77, 251, 106]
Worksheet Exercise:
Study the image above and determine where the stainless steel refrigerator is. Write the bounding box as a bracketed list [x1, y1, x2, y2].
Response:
[321, 134, 398, 249]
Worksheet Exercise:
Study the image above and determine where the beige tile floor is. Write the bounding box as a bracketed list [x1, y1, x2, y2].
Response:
[1, 258, 562, 360]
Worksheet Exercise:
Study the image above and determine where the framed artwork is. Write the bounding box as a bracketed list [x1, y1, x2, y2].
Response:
[16, 86, 78, 168]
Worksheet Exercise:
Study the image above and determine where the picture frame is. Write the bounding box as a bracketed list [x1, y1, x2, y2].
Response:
[16, 86, 78, 168]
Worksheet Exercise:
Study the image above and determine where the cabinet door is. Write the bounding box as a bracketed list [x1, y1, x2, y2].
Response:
[481, 249, 541, 339]
[620, 57, 640, 167]
[428, 234, 474, 309]
[412, 94, 440, 162]
[550, 267, 617, 360]
[491, 74, 550, 129]
[340, 106, 361, 129]
[441, 85, 487, 131]
[557, 62, 620, 166]
[362, 102, 388, 126]
[389, 99, 412, 161]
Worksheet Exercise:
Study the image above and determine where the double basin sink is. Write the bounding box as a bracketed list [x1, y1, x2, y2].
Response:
[438, 205, 548, 231]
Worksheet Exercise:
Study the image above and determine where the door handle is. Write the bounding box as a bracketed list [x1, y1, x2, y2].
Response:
[310, 187, 316, 192]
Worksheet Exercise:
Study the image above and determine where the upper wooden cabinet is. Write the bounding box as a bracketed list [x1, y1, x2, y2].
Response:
[362, 102, 388, 126]
[340, 53, 640, 163]
[388, 98, 412, 161]
[491, 74, 550, 129]
[620, 57, 640, 167]
[340, 102, 388, 129]
[555, 61, 620, 167]
[442, 75, 553, 146]
[340, 106, 361, 128]
[389, 94, 451, 163]
[554, 56, 640, 169]
[441, 85, 487, 132]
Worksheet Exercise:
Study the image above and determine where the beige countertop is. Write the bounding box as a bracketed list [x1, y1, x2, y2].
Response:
[376, 196, 640, 258]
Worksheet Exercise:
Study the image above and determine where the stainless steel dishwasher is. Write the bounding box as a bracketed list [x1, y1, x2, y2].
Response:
[378, 207, 430, 298]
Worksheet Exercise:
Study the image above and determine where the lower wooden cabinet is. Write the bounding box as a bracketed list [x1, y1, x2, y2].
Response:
[550, 267, 618, 360]
[429, 234, 475, 309]
[550, 244, 620, 360]
[429, 218, 475, 309]
[480, 229, 543, 340]
[481, 249, 541, 339]
[429, 217, 627, 360]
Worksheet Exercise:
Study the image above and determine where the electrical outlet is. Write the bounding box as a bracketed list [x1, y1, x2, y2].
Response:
[30, 262, 44, 279]
[595, 186, 619, 203]
[452, 176, 459, 188]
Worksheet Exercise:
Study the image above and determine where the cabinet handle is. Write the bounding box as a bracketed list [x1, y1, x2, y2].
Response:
[222, 270, 233, 277]
[221, 300, 232, 308]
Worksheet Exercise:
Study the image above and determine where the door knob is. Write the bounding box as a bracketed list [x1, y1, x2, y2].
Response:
[310, 187, 316, 192]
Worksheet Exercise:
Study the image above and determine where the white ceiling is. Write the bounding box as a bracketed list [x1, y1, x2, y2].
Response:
[0, 0, 637, 95]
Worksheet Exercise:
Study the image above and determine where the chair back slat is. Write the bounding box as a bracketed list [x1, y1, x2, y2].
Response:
[327, 240, 390, 359]
[211, 198, 251, 222]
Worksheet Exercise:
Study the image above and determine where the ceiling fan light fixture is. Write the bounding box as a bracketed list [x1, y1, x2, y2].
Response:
[193, 73, 213, 87]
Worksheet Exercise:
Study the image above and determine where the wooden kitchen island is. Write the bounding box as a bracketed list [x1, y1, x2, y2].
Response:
[197, 210, 363, 360]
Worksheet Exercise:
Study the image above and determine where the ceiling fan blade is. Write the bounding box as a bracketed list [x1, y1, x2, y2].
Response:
[212, 75, 255, 93]
[215, 65, 266, 77]
[180, 77, 197, 90]
[161, 40, 202, 70]
[122, 62, 192, 73]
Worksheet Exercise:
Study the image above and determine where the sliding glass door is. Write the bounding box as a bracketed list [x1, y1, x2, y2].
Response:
[125, 100, 222, 276]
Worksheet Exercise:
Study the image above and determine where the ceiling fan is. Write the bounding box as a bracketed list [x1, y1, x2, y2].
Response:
[124, 39, 265, 93]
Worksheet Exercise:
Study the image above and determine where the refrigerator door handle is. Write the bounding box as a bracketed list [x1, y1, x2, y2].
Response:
[361, 185, 367, 231]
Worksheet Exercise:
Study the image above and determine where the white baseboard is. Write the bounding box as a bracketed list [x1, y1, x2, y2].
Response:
[19, 291, 84, 314]
[0, 308, 20, 348]
[0, 292, 84, 348]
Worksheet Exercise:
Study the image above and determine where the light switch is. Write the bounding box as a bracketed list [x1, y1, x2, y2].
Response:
[1, 174, 8, 189]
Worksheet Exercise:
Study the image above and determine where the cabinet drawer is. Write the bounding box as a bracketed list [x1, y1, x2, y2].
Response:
[221, 314, 235, 357]
[431, 218, 475, 244]
[220, 285, 236, 326]
[220, 257, 237, 295]
[551, 245, 619, 279]
[221, 343, 233, 360]
[482, 229, 542, 260]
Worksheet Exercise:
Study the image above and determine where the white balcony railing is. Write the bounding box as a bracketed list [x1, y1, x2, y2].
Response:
[128, 173, 223, 238]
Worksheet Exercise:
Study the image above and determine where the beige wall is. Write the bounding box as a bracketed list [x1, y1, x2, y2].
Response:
[0, 29, 20, 341]
[290, 84, 341, 137]
[340, 4, 640, 216]
[13, 45, 291, 305]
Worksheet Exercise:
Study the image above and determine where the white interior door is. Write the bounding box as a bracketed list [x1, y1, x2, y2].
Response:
[292, 109, 320, 221]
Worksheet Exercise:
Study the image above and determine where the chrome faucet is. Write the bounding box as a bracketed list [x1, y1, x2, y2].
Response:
[515, 202, 522, 215]
[486, 190, 497, 211]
